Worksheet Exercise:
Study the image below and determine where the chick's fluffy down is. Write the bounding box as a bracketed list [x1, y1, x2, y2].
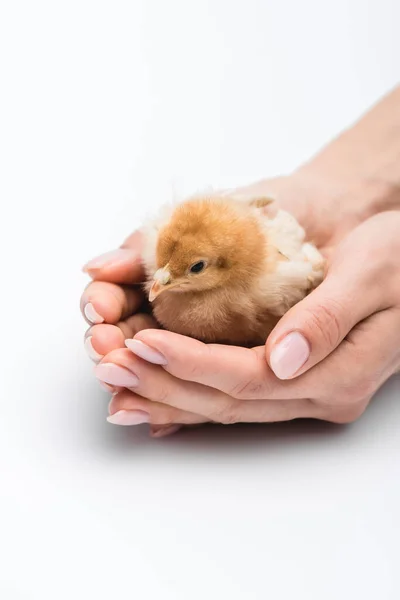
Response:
[140, 193, 325, 346]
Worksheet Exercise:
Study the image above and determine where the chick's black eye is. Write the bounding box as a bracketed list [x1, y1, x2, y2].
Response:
[189, 261, 206, 274]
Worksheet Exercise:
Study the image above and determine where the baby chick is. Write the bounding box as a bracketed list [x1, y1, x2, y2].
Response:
[140, 193, 325, 346]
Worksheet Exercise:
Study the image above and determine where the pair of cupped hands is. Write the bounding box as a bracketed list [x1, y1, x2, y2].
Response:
[81, 174, 400, 437]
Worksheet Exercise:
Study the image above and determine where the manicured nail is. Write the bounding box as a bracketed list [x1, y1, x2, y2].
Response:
[84, 302, 104, 324]
[125, 339, 167, 365]
[150, 425, 181, 438]
[95, 363, 139, 387]
[83, 249, 132, 272]
[84, 336, 103, 362]
[269, 332, 310, 379]
[99, 381, 115, 393]
[107, 410, 150, 426]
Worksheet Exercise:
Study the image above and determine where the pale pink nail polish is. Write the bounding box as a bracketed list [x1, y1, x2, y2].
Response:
[83, 249, 133, 271]
[95, 363, 139, 387]
[150, 425, 181, 438]
[125, 339, 167, 365]
[99, 381, 115, 393]
[269, 332, 310, 379]
[107, 410, 150, 426]
[84, 302, 104, 324]
[84, 336, 103, 362]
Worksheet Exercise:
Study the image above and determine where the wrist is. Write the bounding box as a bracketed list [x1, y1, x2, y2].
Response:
[293, 166, 400, 244]
[297, 86, 400, 190]
[237, 169, 400, 248]
[296, 151, 400, 212]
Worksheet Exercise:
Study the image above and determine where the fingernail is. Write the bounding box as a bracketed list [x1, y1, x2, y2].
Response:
[107, 410, 150, 426]
[99, 381, 115, 393]
[84, 302, 104, 324]
[108, 396, 118, 413]
[84, 336, 104, 362]
[150, 425, 181, 438]
[83, 249, 132, 271]
[269, 332, 310, 379]
[125, 339, 167, 365]
[95, 363, 139, 387]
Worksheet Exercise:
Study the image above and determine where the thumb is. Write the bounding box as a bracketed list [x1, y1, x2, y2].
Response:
[265, 250, 385, 380]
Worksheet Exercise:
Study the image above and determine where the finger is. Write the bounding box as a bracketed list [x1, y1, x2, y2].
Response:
[109, 389, 315, 427]
[105, 315, 400, 424]
[82, 231, 145, 284]
[108, 390, 206, 427]
[94, 349, 314, 422]
[149, 425, 184, 438]
[266, 227, 395, 380]
[115, 313, 160, 340]
[125, 329, 295, 400]
[318, 307, 400, 402]
[283, 307, 400, 408]
[98, 381, 117, 394]
[84, 314, 159, 361]
[94, 348, 232, 420]
[80, 281, 143, 324]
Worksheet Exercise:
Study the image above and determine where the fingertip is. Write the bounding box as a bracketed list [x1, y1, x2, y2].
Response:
[89, 323, 126, 356]
[268, 331, 311, 379]
[125, 338, 168, 365]
[82, 248, 144, 284]
[134, 328, 200, 348]
[83, 248, 135, 271]
[82, 283, 142, 324]
[150, 425, 182, 438]
[133, 328, 167, 344]
[84, 302, 105, 324]
[99, 381, 116, 393]
[84, 335, 104, 362]
[133, 329, 196, 365]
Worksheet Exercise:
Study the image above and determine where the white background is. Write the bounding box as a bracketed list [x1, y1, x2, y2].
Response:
[0, 1, 399, 598]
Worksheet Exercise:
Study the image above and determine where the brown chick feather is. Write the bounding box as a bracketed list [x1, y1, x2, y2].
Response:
[141, 193, 324, 346]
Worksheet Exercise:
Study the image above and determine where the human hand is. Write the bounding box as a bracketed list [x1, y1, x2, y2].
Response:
[83, 86, 400, 434]
[81, 171, 372, 365]
[95, 211, 400, 433]
[81, 230, 161, 372]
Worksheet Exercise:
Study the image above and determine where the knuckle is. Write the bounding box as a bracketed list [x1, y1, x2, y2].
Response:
[228, 356, 269, 400]
[327, 401, 368, 424]
[180, 344, 212, 381]
[211, 400, 242, 425]
[229, 376, 264, 400]
[336, 376, 376, 405]
[129, 314, 157, 336]
[188, 362, 206, 380]
[152, 404, 176, 426]
[303, 299, 344, 349]
[351, 378, 376, 402]
[152, 382, 171, 404]
[117, 320, 134, 339]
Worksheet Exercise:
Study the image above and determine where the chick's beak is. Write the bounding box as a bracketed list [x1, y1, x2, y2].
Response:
[149, 267, 171, 302]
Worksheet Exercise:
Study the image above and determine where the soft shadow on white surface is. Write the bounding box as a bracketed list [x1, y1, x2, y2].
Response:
[61, 366, 400, 467]
[73, 377, 392, 456]
[6, 348, 397, 600]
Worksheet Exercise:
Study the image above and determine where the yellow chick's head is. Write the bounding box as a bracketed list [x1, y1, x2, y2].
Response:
[148, 196, 267, 302]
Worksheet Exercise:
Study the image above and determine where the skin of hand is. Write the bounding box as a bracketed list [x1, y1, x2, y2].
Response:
[82, 185, 400, 436]
[81, 172, 388, 361]
[81, 88, 400, 435]
[88, 211, 400, 433]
